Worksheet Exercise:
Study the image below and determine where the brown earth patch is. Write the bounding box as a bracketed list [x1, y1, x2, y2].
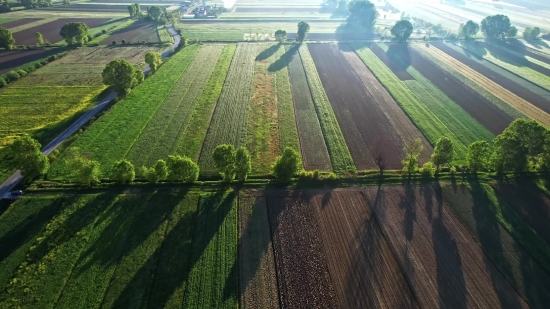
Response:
[407, 44, 513, 135]
[369, 43, 414, 80]
[1, 18, 41, 29]
[0, 48, 61, 75]
[479, 41, 550, 76]
[308, 43, 403, 170]
[100, 20, 159, 44]
[362, 185, 528, 309]
[433, 42, 550, 115]
[12, 18, 109, 45]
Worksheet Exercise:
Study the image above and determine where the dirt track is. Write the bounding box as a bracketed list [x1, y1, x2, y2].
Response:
[13, 18, 109, 45]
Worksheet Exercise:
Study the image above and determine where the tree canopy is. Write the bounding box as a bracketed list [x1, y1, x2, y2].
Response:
[102, 59, 143, 94]
[391, 20, 413, 42]
[523, 27, 541, 40]
[431, 137, 454, 170]
[458, 20, 479, 39]
[492, 131, 528, 173]
[275, 29, 287, 44]
[167, 155, 199, 182]
[212, 144, 236, 181]
[127, 3, 141, 18]
[145, 51, 162, 71]
[9, 135, 49, 179]
[467, 141, 491, 173]
[147, 6, 162, 21]
[35, 32, 44, 45]
[481, 14, 511, 39]
[272, 147, 301, 182]
[0, 27, 15, 50]
[505, 25, 518, 38]
[235, 146, 251, 181]
[65, 148, 101, 186]
[60, 22, 89, 45]
[296, 21, 310, 42]
[112, 159, 135, 183]
[347, 0, 378, 32]
[402, 138, 423, 176]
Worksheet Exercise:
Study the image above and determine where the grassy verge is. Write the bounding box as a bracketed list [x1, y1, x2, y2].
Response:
[299, 43, 355, 173]
[176, 44, 236, 160]
[158, 25, 174, 43]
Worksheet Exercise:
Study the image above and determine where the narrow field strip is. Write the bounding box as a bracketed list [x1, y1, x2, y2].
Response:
[286, 45, 331, 171]
[182, 191, 238, 309]
[351, 43, 469, 164]
[198, 43, 256, 175]
[417, 43, 550, 127]
[486, 41, 550, 69]
[126, 45, 223, 167]
[340, 44, 433, 164]
[8, 17, 57, 33]
[239, 191, 279, 309]
[146, 194, 199, 309]
[299, 43, 355, 173]
[48, 45, 200, 179]
[176, 44, 236, 160]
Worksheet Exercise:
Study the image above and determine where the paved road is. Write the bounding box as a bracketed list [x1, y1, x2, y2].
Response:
[0, 26, 181, 198]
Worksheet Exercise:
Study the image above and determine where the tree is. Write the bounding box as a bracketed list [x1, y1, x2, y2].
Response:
[502, 118, 549, 166]
[212, 144, 236, 181]
[296, 21, 310, 42]
[467, 141, 491, 173]
[431, 137, 453, 171]
[65, 148, 101, 185]
[492, 131, 528, 174]
[275, 29, 287, 44]
[481, 14, 511, 39]
[347, 0, 378, 32]
[0, 0, 11, 13]
[458, 20, 479, 39]
[9, 135, 49, 179]
[372, 136, 389, 174]
[421, 162, 435, 178]
[273, 147, 301, 182]
[154, 159, 168, 181]
[35, 32, 44, 45]
[0, 27, 15, 50]
[60, 22, 89, 45]
[402, 138, 423, 176]
[391, 20, 413, 42]
[235, 146, 251, 181]
[506, 25, 518, 38]
[145, 51, 162, 71]
[148, 6, 162, 21]
[112, 159, 135, 183]
[167, 155, 199, 182]
[127, 4, 136, 18]
[102, 59, 142, 94]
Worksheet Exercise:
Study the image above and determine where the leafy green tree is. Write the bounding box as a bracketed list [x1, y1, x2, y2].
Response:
[347, 0, 378, 32]
[145, 51, 162, 71]
[481, 14, 511, 39]
[296, 21, 310, 42]
[60, 22, 89, 45]
[523, 27, 540, 40]
[275, 29, 287, 44]
[35, 32, 44, 45]
[0, 27, 15, 50]
[421, 162, 435, 178]
[467, 141, 491, 173]
[212, 144, 236, 181]
[492, 131, 528, 173]
[154, 159, 168, 181]
[9, 135, 49, 179]
[502, 119, 549, 168]
[391, 20, 413, 42]
[112, 159, 135, 183]
[272, 147, 301, 182]
[167, 155, 199, 182]
[539, 143, 550, 171]
[506, 25, 518, 38]
[65, 148, 100, 185]
[431, 137, 453, 171]
[235, 146, 251, 181]
[102, 59, 142, 94]
[458, 20, 479, 39]
[0, 0, 11, 13]
[148, 6, 162, 21]
[402, 138, 423, 176]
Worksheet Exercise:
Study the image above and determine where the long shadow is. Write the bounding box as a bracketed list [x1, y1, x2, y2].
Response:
[268, 43, 300, 72]
[399, 182, 416, 242]
[255, 44, 281, 61]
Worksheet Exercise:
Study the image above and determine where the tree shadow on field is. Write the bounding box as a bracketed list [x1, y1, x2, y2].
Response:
[255, 44, 281, 61]
[268, 43, 300, 72]
[386, 43, 412, 72]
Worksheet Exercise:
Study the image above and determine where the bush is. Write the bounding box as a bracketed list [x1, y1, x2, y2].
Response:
[450, 166, 457, 175]
[94, 33, 102, 38]
[0, 78, 7, 87]
[167, 155, 199, 182]
[121, 39, 126, 44]
[47, 55, 57, 62]
[323, 172, 337, 181]
[102, 29, 107, 34]
[112, 159, 135, 183]
[112, 40, 117, 45]
[298, 169, 320, 181]
[5, 71, 20, 82]
[421, 162, 436, 178]
[16, 69, 27, 77]
[272, 147, 301, 182]
[34, 63, 42, 69]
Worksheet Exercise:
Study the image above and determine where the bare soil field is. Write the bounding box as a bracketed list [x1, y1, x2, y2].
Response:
[266, 191, 338, 308]
[434, 42, 550, 115]
[40, 4, 130, 11]
[479, 41, 550, 77]
[308, 43, 404, 170]
[286, 46, 332, 171]
[310, 189, 420, 308]
[239, 191, 279, 309]
[362, 185, 528, 308]
[339, 44, 432, 164]
[406, 44, 513, 135]
[492, 183, 550, 244]
[100, 20, 159, 44]
[13, 18, 109, 45]
[368, 43, 414, 80]
[1, 18, 41, 29]
[0, 48, 60, 75]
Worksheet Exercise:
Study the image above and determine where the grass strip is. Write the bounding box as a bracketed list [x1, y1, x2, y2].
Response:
[176, 44, 236, 160]
[157, 25, 174, 43]
[182, 191, 238, 309]
[299, 43, 355, 173]
[87, 18, 136, 45]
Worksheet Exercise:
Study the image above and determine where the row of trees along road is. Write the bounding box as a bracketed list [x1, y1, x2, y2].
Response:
[0, 22, 91, 50]
[127, 3, 179, 26]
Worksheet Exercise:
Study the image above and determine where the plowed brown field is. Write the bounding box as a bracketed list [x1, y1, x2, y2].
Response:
[0, 48, 61, 75]
[308, 43, 404, 170]
[12, 18, 109, 45]
[1, 18, 41, 29]
[362, 185, 528, 308]
[266, 191, 338, 308]
[100, 20, 159, 44]
[311, 189, 420, 308]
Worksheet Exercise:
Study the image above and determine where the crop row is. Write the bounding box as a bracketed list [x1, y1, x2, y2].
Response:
[351, 43, 469, 164]
[48, 45, 200, 179]
[198, 43, 256, 175]
[182, 191, 238, 309]
[176, 44, 237, 160]
[125, 45, 224, 168]
[417, 43, 550, 127]
[299, 44, 355, 173]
